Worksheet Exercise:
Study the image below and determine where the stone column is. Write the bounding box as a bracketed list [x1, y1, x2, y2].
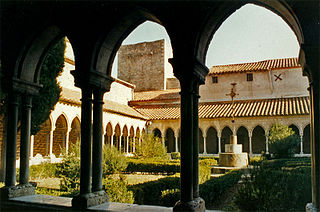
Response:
[65, 129, 70, 154]
[19, 95, 32, 185]
[248, 132, 253, 155]
[265, 133, 269, 154]
[175, 132, 179, 152]
[300, 133, 304, 155]
[92, 88, 104, 192]
[110, 135, 113, 147]
[30, 135, 34, 159]
[4, 93, 19, 187]
[203, 133, 207, 154]
[49, 127, 55, 158]
[79, 88, 93, 195]
[119, 135, 122, 153]
[126, 136, 129, 153]
[162, 136, 165, 147]
[218, 134, 221, 154]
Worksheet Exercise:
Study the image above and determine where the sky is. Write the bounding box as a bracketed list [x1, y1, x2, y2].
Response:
[112, 4, 300, 76]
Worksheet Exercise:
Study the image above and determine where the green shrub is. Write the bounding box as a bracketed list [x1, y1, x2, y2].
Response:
[103, 175, 134, 203]
[260, 157, 311, 170]
[199, 164, 211, 184]
[160, 189, 180, 207]
[199, 170, 242, 208]
[268, 123, 299, 158]
[249, 155, 263, 166]
[134, 134, 169, 160]
[128, 177, 180, 205]
[35, 187, 72, 197]
[103, 145, 127, 176]
[29, 162, 59, 179]
[126, 160, 180, 174]
[199, 158, 217, 167]
[56, 142, 80, 194]
[234, 165, 311, 211]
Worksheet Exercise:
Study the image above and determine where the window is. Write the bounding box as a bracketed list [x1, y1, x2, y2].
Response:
[212, 76, 218, 84]
[247, 73, 253, 81]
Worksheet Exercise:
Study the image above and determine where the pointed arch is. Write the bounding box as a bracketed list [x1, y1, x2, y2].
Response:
[221, 126, 232, 152]
[165, 128, 175, 153]
[53, 114, 68, 157]
[252, 125, 266, 154]
[206, 126, 218, 154]
[237, 126, 249, 153]
[69, 117, 81, 147]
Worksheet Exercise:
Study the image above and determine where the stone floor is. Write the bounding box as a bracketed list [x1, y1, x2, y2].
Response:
[1, 195, 221, 211]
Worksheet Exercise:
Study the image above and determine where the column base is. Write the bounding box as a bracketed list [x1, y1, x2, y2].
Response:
[306, 203, 319, 212]
[0, 183, 36, 200]
[72, 190, 109, 209]
[173, 197, 205, 212]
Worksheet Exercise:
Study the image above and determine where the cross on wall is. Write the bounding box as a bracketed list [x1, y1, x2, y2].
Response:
[274, 74, 282, 81]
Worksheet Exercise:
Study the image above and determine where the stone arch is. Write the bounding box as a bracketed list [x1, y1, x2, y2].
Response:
[252, 125, 266, 154]
[289, 124, 300, 153]
[303, 124, 310, 154]
[33, 118, 51, 157]
[198, 128, 204, 154]
[121, 125, 128, 153]
[93, 9, 165, 76]
[153, 128, 162, 138]
[11, 26, 65, 84]
[69, 117, 81, 147]
[165, 128, 175, 153]
[206, 127, 218, 154]
[196, 1, 303, 63]
[53, 114, 68, 157]
[136, 127, 141, 145]
[237, 126, 249, 153]
[105, 122, 113, 146]
[114, 124, 121, 151]
[221, 126, 232, 152]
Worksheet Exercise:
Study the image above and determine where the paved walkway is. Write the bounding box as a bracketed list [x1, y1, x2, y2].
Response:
[5, 195, 221, 211]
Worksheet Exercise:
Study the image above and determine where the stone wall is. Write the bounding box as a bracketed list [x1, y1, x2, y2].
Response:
[166, 78, 180, 89]
[33, 119, 51, 157]
[118, 39, 166, 91]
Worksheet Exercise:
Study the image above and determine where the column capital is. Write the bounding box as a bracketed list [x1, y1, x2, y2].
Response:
[169, 57, 209, 85]
[5, 78, 42, 96]
[71, 69, 115, 92]
[299, 44, 319, 83]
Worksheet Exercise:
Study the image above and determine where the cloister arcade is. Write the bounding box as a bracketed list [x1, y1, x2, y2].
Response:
[1, 1, 319, 211]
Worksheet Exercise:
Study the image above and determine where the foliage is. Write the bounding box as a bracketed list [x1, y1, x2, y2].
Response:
[29, 162, 59, 179]
[128, 176, 180, 205]
[31, 38, 65, 135]
[134, 134, 169, 160]
[260, 157, 311, 170]
[249, 155, 264, 166]
[103, 175, 134, 203]
[56, 142, 80, 194]
[234, 164, 311, 211]
[160, 189, 180, 207]
[199, 164, 212, 184]
[103, 145, 128, 176]
[170, 152, 180, 160]
[35, 187, 72, 197]
[126, 160, 180, 174]
[199, 158, 217, 167]
[268, 123, 300, 158]
[199, 170, 243, 208]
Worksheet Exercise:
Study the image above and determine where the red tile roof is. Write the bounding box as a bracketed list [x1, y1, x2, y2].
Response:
[133, 88, 180, 102]
[209, 58, 300, 75]
[133, 96, 309, 120]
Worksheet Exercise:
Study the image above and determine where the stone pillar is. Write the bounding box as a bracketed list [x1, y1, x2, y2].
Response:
[126, 136, 129, 153]
[92, 88, 104, 192]
[119, 135, 122, 153]
[4, 93, 19, 187]
[65, 129, 70, 154]
[248, 132, 253, 155]
[265, 133, 269, 154]
[19, 95, 32, 185]
[110, 135, 113, 147]
[218, 135, 221, 154]
[203, 134, 207, 154]
[79, 88, 93, 195]
[49, 127, 55, 158]
[30, 135, 34, 158]
[300, 134, 304, 155]
[175, 133, 179, 152]
[162, 136, 165, 147]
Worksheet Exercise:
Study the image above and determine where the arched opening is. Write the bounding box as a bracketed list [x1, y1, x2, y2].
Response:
[165, 128, 175, 153]
[252, 126, 266, 154]
[289, 124, 300, 153]
[206, 127, 218, 154]
[129, 126, 135, 153]
[33, 118, 51, 157]
[114, 124, 121, 151]
[221, 126, 232, 153]
[105, 122, 113, 146]
[199, 128, 204, 154]
[136, 127, 141, 146]
[53, 115, 68, 157]
[69, 117, 80, 148]
[303, 124, 310, 154]
[122, 126, 128, 153]
[153, 128, 162, 138]
[237, 126, 249, 153]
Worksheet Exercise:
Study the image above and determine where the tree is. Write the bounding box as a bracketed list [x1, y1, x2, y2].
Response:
[134, 133, 168, 160]
[31, 38, 65, 135]
[268, 122, 300, 158]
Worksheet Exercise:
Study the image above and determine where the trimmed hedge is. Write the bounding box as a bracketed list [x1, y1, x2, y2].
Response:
[260, 157, 311, 170]
[128, 177, 180, 205]
[29, 162, 59, 179]
[126, 160, 180, 174]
